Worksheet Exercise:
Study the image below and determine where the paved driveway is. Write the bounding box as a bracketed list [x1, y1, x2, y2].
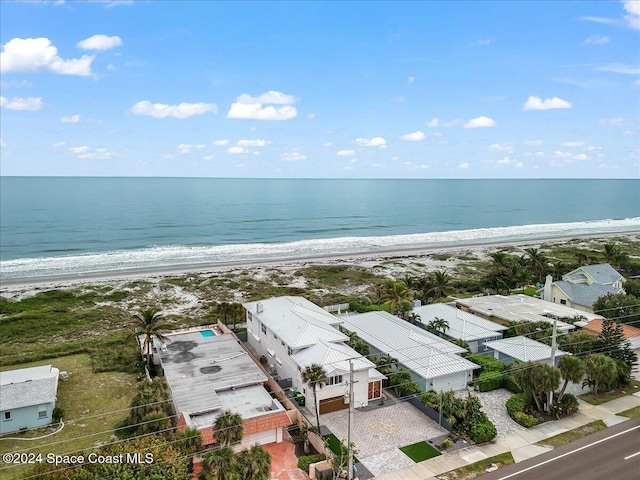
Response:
[321, 400, 447, 476]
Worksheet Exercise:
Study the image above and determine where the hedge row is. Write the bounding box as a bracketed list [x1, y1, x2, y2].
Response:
[478, 372, 521, 393]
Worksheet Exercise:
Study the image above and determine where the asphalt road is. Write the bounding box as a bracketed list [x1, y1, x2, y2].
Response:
[479, 417, 640, 480]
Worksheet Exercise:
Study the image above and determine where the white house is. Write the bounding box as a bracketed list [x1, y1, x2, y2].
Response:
[339, 311, 479, 392]
[243, 296, 384, 415]
[413, 303, 508, 353]
[482, 336, 570, 367]
[0, 365, 60, 434]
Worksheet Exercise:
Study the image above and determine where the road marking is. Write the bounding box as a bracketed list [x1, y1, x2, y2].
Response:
[624, 451, 640, 460]
[497, 424, 640, 479]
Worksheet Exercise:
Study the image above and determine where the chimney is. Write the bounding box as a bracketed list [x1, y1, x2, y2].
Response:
[256, 302, 263, 313]
[543, 275, 553, 302]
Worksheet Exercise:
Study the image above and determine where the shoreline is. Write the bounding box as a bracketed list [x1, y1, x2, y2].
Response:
[1, 231, 637, 297]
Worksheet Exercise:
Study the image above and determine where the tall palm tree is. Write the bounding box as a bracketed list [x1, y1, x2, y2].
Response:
[199, 446, 237, 480]
[301, 363, 328, 432]
[382, 279, 413, 314]
[374, 354, 398, 377]
[557, 356, 585, 404]
[524, 247, 547, 283]
[427, 270, 452, 302]
[427, 317, 449, 336]
[130, 308, 171, 371]
[236, 444, 271, 480]
[213, 410, 243, 447]
[584, 354, 617, 396]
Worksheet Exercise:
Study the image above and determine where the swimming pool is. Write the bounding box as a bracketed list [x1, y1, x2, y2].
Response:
[200, 330, 215, 337]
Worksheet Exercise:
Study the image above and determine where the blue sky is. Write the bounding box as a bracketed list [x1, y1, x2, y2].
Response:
[1, 1, 638, 179]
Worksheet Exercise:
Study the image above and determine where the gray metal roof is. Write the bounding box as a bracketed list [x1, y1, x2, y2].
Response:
[0, 365, 59, 411]
[483, 336, 569, 362]
[243, 296, 348, 348]
[562, 263, 624, 286]
[554, 281, 622, 308]
[158, 332, 267, 418]
[291, 339, 376, 376]
[413, 304, 508, 342]
[339, 312, 478, 380]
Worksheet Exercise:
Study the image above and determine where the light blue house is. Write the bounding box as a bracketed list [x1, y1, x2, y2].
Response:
[0, 365, 60, 434]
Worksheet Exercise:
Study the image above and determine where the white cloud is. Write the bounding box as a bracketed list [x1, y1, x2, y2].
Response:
[561, 141, 585, 147]
[598, 117, 630, 125]
[130, 100, 217, 119]
[497, 157, 511, 165]
[213, 139, 229, 146]
[337, 149, 356, 156]
[488, 143, 514, 152]
[323, 142, 333, 148]
[355, 137, 386, 147]
[577, 16, 618, 26]
[227, 146, 248, 154]
[470, 38, 491, 47]
[227, 90, 297, 120]
[400, 130, 425, 141]
[464, 116, 496, 128]
[596, 64, 640, 75]
[426, 117, 462, 128]
[196, 144, 205, 149]
[77, 34, 122, 51]
[624, 0, 640, 30]
[203, 155, 215, 161]
[52, 141, 66, 148]
[177, 144, 192, 154]
[0, 96, 43, 110]
[583, 34, 610, 45]
[407, 76, 415, 84]
[573, 153, 589, 161]
[623, 130, 637, 136]
[281, 150, 306, 162]
[73, 146, 120, 160]
[554, 151, 572, 159]
[236, 139, 269, 147]
[69, 146, 90, 154]
[459, 162, 470, 169]
[1, 37, 94, 76]
[523, 96, 572, 111]
[524, 140, 545, 146]
[307, 113, 315, 120]
[61, 114, 80, 123]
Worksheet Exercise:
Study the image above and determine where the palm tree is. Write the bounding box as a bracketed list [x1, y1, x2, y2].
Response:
[524, 247, 547, 283]
[427, 270, 452, 301]
[382, 279, 413, 314]
[427, 317, 449, 336]
[557, 356, 585, 404]
[301, 363, 328, 432]
[236, 444, 271, 480]
[130, 308, 171, 371]
[584, 354, 618, 396]
[176, 427, 203, 455]
[199, 446, 237, 480]
[213, 410, 243, 447]
[374, 354, 398, 377]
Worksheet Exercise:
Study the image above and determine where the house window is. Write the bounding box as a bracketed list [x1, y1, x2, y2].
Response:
[328, 375, 343, 386]
[261, 323, 267, 335]
[247, 312, 253, 322]
[3, 411, 10, 421]
[560, 299, 567, 305]
[38, 406, 47, 419]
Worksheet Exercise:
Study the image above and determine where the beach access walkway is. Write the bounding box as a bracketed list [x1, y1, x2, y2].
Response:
[372, 390, 640, 480]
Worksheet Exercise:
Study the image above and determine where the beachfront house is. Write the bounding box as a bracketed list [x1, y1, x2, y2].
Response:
[339, 311, 479, 392]
[541, 263, 625, 312]
[455, 294, 603, 331]
[243, 296, 384, 415]
[413, 303, 508, 353]
[0, 365, 60, 434]
[157, 328, 291, 446]
[482, 336, 570, 367]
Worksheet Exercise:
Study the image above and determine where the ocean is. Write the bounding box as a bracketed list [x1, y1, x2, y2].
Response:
[1, 177, 639, 283]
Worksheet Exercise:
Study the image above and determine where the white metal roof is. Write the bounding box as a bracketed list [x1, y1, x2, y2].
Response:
[243, 296, 348, 348]
[413, 303, 508, 342]
[339, 311, 478, 380]
[483, 336, 570, 362]
[291, 339, 376, 376]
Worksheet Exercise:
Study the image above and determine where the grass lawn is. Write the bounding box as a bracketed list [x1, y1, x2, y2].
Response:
[618, 406, 640, 418]
[323, 433, 358, 463]
[0, 354, 137, 480]
[399, 441, 441, 462]
[578, 380, 640, 405]
[437, 452, 514, 480]
[537, 420, 607, 448]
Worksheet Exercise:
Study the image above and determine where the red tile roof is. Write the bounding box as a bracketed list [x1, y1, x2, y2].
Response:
[582, 319, 640, 340]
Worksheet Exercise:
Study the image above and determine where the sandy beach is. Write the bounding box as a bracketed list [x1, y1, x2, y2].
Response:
[2, 231, 638, 306]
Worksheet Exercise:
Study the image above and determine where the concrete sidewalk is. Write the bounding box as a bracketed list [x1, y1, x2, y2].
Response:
[372, 391, 640, 480]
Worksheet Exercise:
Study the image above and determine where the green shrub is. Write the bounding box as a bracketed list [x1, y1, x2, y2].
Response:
[297, 454, 325, 472]
[506, 394, 527, 417]
[52, 407, 64, 424]
[469, 420, 497, 443]
[467, 355, 506, 373]
[554, 394, 579, 417]
[441, 437, 453, 449]
[513, 411, 538, 428]
[501, 374, 522, 393]
[478, 371, 503, 392]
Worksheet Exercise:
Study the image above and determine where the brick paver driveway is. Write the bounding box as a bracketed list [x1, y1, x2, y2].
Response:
[321, 400, 447, 476]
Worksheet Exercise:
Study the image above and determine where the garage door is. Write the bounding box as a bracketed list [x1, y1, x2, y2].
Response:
[319, 395, 348, 414]
[432, 372, 468, 392]
[243, 429, 277, 446]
